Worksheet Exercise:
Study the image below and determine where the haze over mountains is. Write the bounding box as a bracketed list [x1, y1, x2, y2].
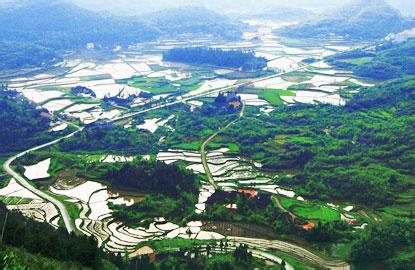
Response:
[67, 0, 415, 16]
[0, 0, 242, 69]
[0, 0, 413, 70]
[278, 0, 414, 40]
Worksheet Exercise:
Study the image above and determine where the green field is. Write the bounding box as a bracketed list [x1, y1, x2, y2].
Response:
[340, 57, 373, 65]
[280, 197, 341, 223]
[122, 73, 206, 95]
[258, 89, 295, 106]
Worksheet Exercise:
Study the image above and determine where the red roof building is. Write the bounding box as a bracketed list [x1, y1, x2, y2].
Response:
[238, 189, 258, 198]
[302, 223, 315, 231]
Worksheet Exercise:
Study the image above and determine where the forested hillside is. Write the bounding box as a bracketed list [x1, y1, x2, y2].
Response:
[105, 159, 199, 197]
[277, 0, 414, 40]
[0, 0, 158, 50]
[0, 87, 54, 153]
[143, 7, 243, 40]
[327, 39, 415, 80]
[163, 47, 267, 71]
[226, 78, 415, 207]
[0, 1, 243, 70]
[0, 202, 121, 269]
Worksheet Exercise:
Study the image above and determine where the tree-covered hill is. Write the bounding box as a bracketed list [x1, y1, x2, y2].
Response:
[224, 77, 415, 207]
[277, 0, 414, 40]
[0, 41, 62, 70]
[143, 7, 243, 40]
[105, 159, 199, 197]
[327, 39, 415, 80]
[0, 202, 121, 269]
[163, 47, 267, 71]
[0, 0, 159, 51]
[0, 87, 55, 153]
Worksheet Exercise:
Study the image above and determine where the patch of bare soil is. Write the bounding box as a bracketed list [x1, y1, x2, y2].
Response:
[52, 171, 87, 190]
[202, 221, 278, 239]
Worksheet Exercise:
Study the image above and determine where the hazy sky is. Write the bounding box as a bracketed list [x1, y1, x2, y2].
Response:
[69, 0, 415, 16]
[0, 0, 414, 16]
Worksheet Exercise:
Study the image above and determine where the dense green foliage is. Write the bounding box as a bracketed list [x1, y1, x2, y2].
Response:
[350, 219, 415, 269]
[277, 0, 414, 40]
[328, 39, 415, 80]
[105, 159, 199, 225]
[105, 159, 198, 196]
[118, 71, 210, 95]
[60, 125, 161, 154]
[223, 78, 415, 206]
[0, 88, 55, 153]
[0, 246, 119, 270]
[0, 202, 121, 269]
[0, 41, 61, 69]
[129, 245, 278, 270]
[163, 47, 267, 71]
[110, 192, 197, 226]
[0, 1, 158, 50]
[203, 192, 296, 236]
[165, 103, 239, 150]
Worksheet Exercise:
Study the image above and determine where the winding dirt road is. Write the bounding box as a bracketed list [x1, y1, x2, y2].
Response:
[3, 124, 82, 233]
[200, 103, 245, 189]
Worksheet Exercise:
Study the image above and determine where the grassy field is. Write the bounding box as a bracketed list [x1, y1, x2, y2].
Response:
[0, 196, 32, 205]
[209, 136, 240, 153]
[44, 191, 81, 222]
[258, 89, 295, 106]
[281, 71, 314, 83]
[171, 142, 201, 151]
[280, 197, 341, 223]
[124, 74, 205, 95]
[340, 57, 373, 65]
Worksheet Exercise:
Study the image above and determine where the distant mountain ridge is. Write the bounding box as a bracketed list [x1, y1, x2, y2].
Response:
[277, 0, 415, 40]
[143, 7, 243, 40]
[0, 1, 243, 70]
[0, 0, 159, 50]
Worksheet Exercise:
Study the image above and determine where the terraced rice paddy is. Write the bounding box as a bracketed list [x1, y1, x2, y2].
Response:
[50, 180, 224, 254]
[0, 179, 60, 228]
[157, 147, 305, 215]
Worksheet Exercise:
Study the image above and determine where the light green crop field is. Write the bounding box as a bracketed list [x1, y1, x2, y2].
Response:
[259, 89, 295, 106]
[280, 197, 341, 223]
[340, 57, 373, 65]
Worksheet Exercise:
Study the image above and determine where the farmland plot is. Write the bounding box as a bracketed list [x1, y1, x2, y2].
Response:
[0, 179, 60, 228]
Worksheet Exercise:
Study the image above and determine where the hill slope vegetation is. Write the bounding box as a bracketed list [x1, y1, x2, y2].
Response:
[277, 0, 414, 40]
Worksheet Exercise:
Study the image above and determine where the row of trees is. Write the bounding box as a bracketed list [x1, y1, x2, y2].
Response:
[163, 47, 267, 71]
